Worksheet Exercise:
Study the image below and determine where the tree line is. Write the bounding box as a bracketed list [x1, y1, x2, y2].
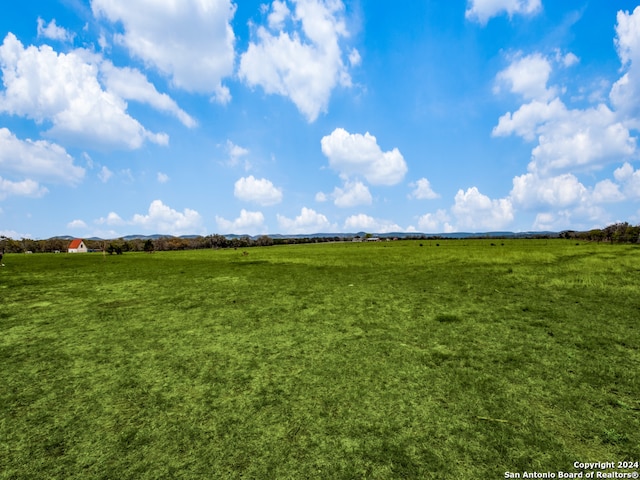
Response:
[559, 222, 640, 243]
[1, 222, 639, 254]
[0, 234, 352, 254]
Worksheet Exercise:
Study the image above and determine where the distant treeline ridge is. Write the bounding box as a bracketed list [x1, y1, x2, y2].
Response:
[1, 222, 639, 253]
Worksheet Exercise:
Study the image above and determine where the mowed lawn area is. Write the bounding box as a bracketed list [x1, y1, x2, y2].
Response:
[1, 240, 639, 479]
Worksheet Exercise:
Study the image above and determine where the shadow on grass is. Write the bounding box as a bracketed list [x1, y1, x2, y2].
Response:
[434, 313, 462, 323]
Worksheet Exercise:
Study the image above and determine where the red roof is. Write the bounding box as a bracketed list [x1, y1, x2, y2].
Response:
[68, 239, 84, 249]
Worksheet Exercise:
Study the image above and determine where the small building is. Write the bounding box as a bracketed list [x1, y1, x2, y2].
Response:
[68, 238, 88, 253]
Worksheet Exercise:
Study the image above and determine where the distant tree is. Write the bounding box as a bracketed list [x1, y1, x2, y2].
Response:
[4, 238, 22, 253]
[255, 235, 273, 247]
[143, 239, 155, 253]
[587, 229, 604, 242]
[21, 238, 38, 253]
[209, 234, 228, 249]
[167, 237, 188, 250]
[155, 237, 168, 251]
[106, 242, 123, 255]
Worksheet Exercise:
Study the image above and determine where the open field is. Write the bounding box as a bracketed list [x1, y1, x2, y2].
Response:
[1, 240, 639, 479]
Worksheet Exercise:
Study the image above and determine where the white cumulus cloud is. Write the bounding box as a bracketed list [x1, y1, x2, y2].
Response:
[277, 207, 334, 233]
[452, 187, 514, 231]
[409, 178, 440, 200]
[95, 212, 124, 226]
[234, 175, 283, 206]
[494, 53, 555, 101]
[318, 179, 372, 207]
[614, 162, 640, 198]
[92, 0, 236, 103]
[466, 0, 541, 24]
[0, 34, 168, 149]
[321, 128, 408, 186]
[417, 210, 454, 233]
[493, 35, 639, 178]
[591, 179, 625, 203]
[493, 98, 564, 141]
[510, 172, 588, 208]
[528, 104, 636, 175]
[0, 177, 48, 200]
[100, 61, 197, 128]
[494, 99, 635, 175]
[610, 6, 640, 129]
[268, 0, 291, 29]
[131, 200, 203, 235]
[239, 0, 356, 122]
[0, 128, 85, 185]
[37, 18, 75, 43]
[343, 214, 403, 233]
[225, 140, 250, 169]
[67, 219, 88, 229]
[216, 209, 266, 235]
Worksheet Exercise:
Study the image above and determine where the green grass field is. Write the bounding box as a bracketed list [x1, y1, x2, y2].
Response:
[1, 240, 639, 479]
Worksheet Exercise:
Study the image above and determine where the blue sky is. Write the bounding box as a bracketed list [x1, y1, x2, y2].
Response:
[2, 0, 640, 238]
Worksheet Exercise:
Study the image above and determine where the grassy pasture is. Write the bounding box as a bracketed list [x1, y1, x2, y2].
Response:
[1, 240, 639, 479]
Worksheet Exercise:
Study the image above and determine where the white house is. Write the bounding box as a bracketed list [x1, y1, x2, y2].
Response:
[68, 239, 88, 253]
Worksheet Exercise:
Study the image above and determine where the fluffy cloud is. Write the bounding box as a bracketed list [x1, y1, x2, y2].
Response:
[528, 104, 635, 175]
[268, 0, 291, 29]
[276, 207, 334, 233]
[417, 210, 453, 233]
[157, 172, 169, 184]
[67, 219, 88, 229]
[531, 205, 613, 232]
[0, 34, 168, 149]
[494, 53, 555, 101]
[614, 7, 640, 67]
[610, 7, 640, 128]
[561, 52, 579, 68]
[531, 211, 571, 231]
[466, 0, 541, 24]
[96, 212, 124, 226]
[0, 228, 31, 239]
[239, 0, 357, 121]
[451, 187, 514, 231]
[321, 128, 408, 186]
[99, 62, 196, 128]
[318, 179, 372, 207]
[37, 18, 75, 43]
[493, 98, 564, 141]
[614, 162, 640, 198]
[234, 175, 283, 206]
[500, 165, 634, 231]
[510, 172, 588, 208]
[216, 209, 266, 235]
[0, 128, 85, 185]
[409, 178, 440, 200]
[510, 171, 626, 210]
[0, 177, 48, 200]
[92, 0, 236, 103]
[493, 29, 639, 178]
[343, 214, 403, 233]
[591, 179, 625, 203]
[225, 140, 251, 169]
[494, 99, 635, 176]
[131, 200, 203, 235]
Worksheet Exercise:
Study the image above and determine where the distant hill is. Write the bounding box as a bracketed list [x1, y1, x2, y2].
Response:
[52, 231, 560, 242]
